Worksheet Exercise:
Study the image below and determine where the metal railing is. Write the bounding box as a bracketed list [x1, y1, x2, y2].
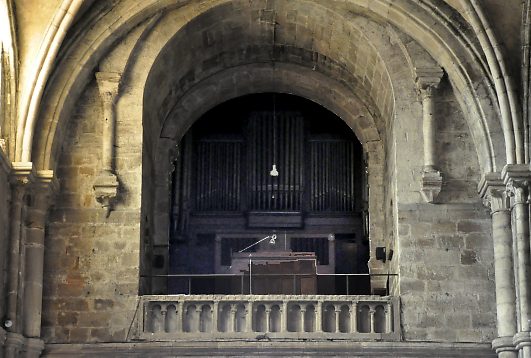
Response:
[143, 273, 397, 296]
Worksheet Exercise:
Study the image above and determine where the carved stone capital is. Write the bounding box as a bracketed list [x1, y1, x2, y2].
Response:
[415, 66, 444, 96]
[419, 86, 435, 100]
[502, 164, 531, 205]
[9, 162, 34, 187]
[95, 72, 121, 104]
[478, 172, 510, 213]
[22, 171, 58, 227]
[420, 169, 443, 203]
[94, 170, 119, 212]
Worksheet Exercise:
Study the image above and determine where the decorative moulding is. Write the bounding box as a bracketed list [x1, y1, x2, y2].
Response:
[93, 170, 119, 215]
[10, 162, 34, 186]
[420, 169, 443, 203]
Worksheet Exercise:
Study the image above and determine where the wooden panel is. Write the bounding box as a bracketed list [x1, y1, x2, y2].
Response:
[247, 211, 303, 228]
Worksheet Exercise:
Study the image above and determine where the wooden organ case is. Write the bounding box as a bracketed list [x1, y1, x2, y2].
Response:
[169, 94, 368, 295]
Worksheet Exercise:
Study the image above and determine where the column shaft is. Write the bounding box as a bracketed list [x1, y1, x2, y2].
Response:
[422, 92, 436, 170]
[101, 100, 115, 172]
[492, 209, 517, 337]
[6, 185, 25, 334]
[23, 193, 49, 338]
[513, 185, 531, 358]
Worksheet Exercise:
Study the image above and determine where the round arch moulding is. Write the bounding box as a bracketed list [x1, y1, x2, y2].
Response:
[29, 0, 504, 174]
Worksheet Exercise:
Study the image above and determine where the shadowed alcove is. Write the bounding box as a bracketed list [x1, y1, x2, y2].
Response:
[165, 93, 370, 295]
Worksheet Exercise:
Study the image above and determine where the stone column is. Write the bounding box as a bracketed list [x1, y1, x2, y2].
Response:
[351, 302, 358, 333]
[334, 305, 341, 333]
[415, 67, 444, 203]
[176, 301, 184, 333]
[315, 301, 323, 332]
[280, 301, 288, 333]
[212, 302, 219, 333]
[385, 302, 393, 334]
[246, 302, 253, 332]
[94, 72, 121, 213]
[22, 170, 57, 358]
[369, 306, 376, 333]
[230, 305, 237, 333]
[503, 165, 531, 358]
[264, 306, 271, 333]
[300, 307, 306, 333]
[480, 173, 518, 358]
[5, 163, 33, 358]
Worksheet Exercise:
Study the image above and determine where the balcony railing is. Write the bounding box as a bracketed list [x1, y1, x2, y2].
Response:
[146, 273, 395, 296]
[132, 294, 400, 341]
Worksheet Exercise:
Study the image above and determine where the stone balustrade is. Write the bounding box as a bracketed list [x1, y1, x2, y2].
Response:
[134, 295, 400, 341]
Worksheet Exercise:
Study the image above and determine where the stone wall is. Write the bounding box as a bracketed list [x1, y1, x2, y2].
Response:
[37, 0, 497, 348]
[42, 81, 142, 343]
[396, 78, 496, 342]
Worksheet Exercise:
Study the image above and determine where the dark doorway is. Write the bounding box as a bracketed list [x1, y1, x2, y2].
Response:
[169, 93, 369, 294]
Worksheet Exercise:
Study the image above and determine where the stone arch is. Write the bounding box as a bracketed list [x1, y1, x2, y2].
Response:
[31, 0, 504, 174]
[34, 0, 488, 294]
[133, 2, 423, 292]
[142, 63, 388, 292]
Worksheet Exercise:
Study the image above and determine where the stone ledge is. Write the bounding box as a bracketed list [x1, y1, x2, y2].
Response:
[43, 341, 495, 357]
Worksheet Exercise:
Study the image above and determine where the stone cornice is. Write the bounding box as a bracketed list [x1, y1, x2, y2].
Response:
[44, 341, 496, 357]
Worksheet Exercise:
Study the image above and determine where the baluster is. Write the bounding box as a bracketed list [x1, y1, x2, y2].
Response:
[212, 301, 219, 333]
[334, 304, 341, 333]
[300, 306, 306, 333]
[265, 305, 272, 333]
[230, 304, 238, 333]
[351, 301, 358, 333]
[165, 305, 178, 333]
[177, 301, 184, 333]
[246, 302, 253, 332]
[385, 302, 392, 333]
[369, 304, 376, 333]
[315, 301, 323, 332]
[160, 304, 167, 332]
[195, 307, 202, 333]
[281, 301, 288, 333]
[151, 304, 163, 333]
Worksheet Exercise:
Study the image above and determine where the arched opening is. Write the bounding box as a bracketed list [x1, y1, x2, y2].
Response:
[164, 93, 370, 295]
